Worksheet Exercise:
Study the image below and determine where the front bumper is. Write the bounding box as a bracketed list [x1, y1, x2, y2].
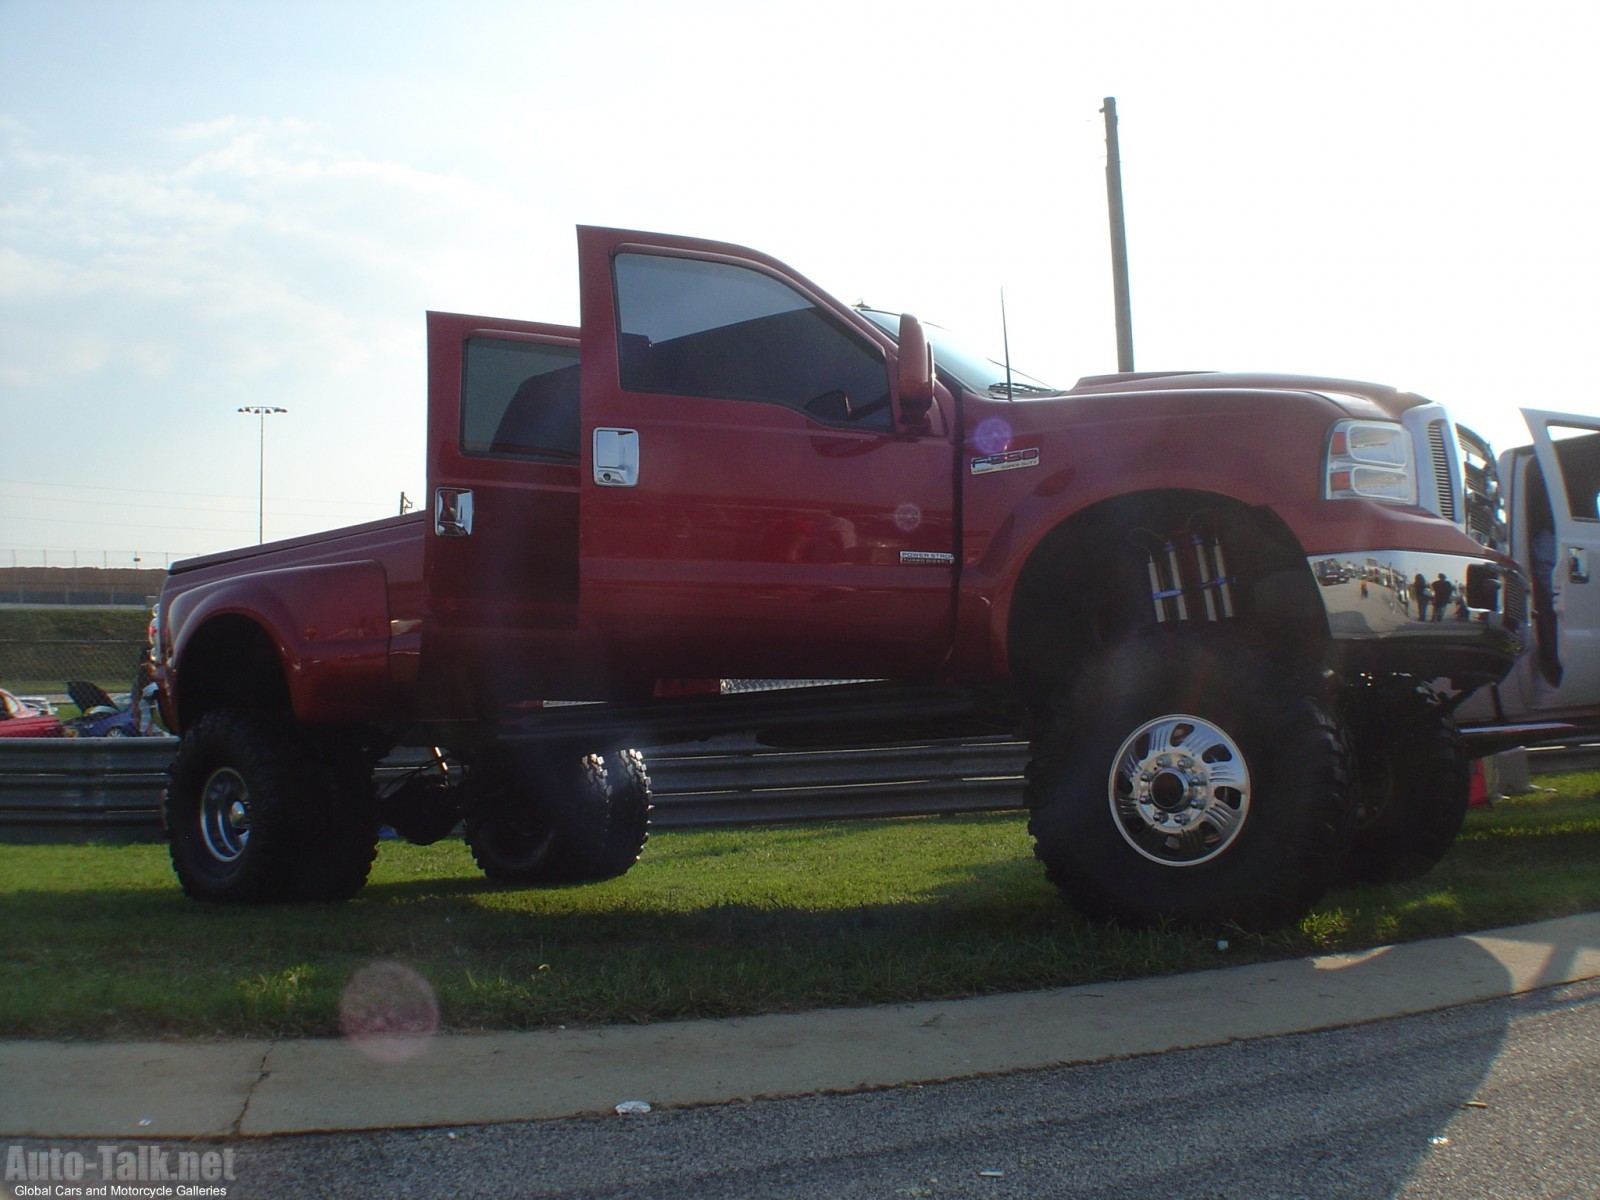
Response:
[1306, 550, 1528, 687]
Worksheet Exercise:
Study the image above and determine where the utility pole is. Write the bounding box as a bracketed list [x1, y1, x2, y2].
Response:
[238, 405, 288, 544]
[1102, 97, 1135, 373]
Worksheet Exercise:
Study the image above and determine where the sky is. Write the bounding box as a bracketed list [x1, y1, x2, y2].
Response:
[2, 0, 1598, 568]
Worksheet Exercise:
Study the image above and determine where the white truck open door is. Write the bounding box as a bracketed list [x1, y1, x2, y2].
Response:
[1499, 409, 1600, 720]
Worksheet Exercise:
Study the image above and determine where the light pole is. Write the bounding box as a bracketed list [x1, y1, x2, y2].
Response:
[1101, 96, 1134, 373]
[237, 405, 287, 544]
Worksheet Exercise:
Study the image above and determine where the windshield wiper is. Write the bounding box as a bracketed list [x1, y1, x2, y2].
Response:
[988, 381, 1059, 398]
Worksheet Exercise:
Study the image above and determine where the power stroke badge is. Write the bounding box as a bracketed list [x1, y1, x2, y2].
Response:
[970, 448, 1040, 475]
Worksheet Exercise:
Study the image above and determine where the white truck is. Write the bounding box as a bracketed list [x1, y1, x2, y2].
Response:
[1449, 410, 1600, 746]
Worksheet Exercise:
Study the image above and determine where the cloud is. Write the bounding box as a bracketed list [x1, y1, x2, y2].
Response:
[0, 116, 479, 554]
[0, 114, 568, 401]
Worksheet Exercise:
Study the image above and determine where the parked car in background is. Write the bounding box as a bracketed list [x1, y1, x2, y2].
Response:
[63, 681, 140, 738]
[0, 687, 64, 738]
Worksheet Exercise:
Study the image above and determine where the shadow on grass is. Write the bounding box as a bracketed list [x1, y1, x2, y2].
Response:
[3, 794, 1598, 1041]
[0, 834, 1232, 1041]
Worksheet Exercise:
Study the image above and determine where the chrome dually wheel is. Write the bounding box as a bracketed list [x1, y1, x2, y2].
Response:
[198, 766, 253, 863]
[1110, 714, 1251, 867]
[164, 708, 377, 904]
[1027, 629, 1354, 932]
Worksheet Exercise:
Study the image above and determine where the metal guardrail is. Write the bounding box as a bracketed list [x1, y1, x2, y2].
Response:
[1525, 742, 1600, 774]
[0, 738, 181, 843]
[644, 737, 1026, 828]
[1, 736, 1594, 845]
[0, 736, 1029, 844]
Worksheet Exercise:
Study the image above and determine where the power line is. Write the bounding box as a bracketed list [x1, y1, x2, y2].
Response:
[2, 548, 199, 568]
[2, 509, 383, 537]
[0, 476, 387, 503]
[0, 490, 377, 518]
[0, 478, 393, 511]
[5, 513, 263, 534]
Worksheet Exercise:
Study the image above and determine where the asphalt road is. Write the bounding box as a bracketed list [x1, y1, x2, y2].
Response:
[9, 977, 1595, 1200]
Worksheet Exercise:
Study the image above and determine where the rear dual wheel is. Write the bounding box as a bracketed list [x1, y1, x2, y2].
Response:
[164, 709, 379, 903]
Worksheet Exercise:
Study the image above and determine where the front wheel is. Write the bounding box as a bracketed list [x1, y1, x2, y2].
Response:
[1027, 629, 1353, 932]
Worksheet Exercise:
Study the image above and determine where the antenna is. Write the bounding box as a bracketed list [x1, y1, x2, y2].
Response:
[1001, 288, 1014, 400]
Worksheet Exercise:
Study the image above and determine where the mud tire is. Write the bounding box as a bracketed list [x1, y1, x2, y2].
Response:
[299, 735, 381, 901]
[589, 749, 652, 882]
[165, 709, 376, 903]
[1026, 629, 1353, 932]
[1341, 680, 1471, 883]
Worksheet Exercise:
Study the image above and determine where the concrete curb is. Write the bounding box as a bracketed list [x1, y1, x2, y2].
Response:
[5, 913, 1598, 1139]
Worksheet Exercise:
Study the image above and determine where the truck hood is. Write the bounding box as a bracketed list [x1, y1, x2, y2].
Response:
[1062, 369, 1422, 423]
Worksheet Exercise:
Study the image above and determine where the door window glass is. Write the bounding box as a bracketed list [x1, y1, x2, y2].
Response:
[614, 253, 891, 429]
[1547, 425, 1600, 521]
[461, 338, 580, 460]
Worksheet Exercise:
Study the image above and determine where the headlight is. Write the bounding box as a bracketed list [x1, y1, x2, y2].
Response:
[1325, 420, 1417, 504]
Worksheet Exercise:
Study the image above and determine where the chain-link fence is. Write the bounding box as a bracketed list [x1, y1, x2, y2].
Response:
[0, 567, 166, 606]
[0, 640, 148, 697]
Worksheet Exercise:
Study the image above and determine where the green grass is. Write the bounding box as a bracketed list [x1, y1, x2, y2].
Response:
[0, 607, 150, 643]
[2, 774, 1597, 1041]
[0, 606, 150, 696]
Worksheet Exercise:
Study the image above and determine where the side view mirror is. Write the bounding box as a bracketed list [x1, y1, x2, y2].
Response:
[896, 313, 935, 426]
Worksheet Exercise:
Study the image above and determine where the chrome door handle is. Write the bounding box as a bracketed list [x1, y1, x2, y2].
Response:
[434, 487, 474, 537]
[594, 428, 640, 488]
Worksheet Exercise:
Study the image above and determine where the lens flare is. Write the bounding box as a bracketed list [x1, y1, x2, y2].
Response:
[340, 961, 440, 1063]
[973, 417, 1013, 456]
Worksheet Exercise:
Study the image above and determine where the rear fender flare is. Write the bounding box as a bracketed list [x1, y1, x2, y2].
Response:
[166, 560, 392, 727]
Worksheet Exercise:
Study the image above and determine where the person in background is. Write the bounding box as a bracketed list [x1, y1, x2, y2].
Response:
[1430, 573, 1454, 621]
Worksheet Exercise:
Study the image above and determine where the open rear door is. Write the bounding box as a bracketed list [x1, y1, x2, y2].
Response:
[1513, 408, 1600, 716]
[574, 226, 959, 689]
[420, 311, 592, 712]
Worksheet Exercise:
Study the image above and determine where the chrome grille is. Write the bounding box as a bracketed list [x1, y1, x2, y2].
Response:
[1502, 570, 1528, 627]
[1466, 502, 1499, 546]
[1456, 424, 1508, 551]
[1427, 420, 1456, 521]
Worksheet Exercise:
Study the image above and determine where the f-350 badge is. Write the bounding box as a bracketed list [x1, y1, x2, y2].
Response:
[970, 448, 1040, 475]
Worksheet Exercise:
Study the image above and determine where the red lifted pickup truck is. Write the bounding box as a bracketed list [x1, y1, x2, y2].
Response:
[154, 226, 1529, 931]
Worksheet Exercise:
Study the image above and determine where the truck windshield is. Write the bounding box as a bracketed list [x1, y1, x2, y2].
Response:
[856, 307, 1058, 398]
